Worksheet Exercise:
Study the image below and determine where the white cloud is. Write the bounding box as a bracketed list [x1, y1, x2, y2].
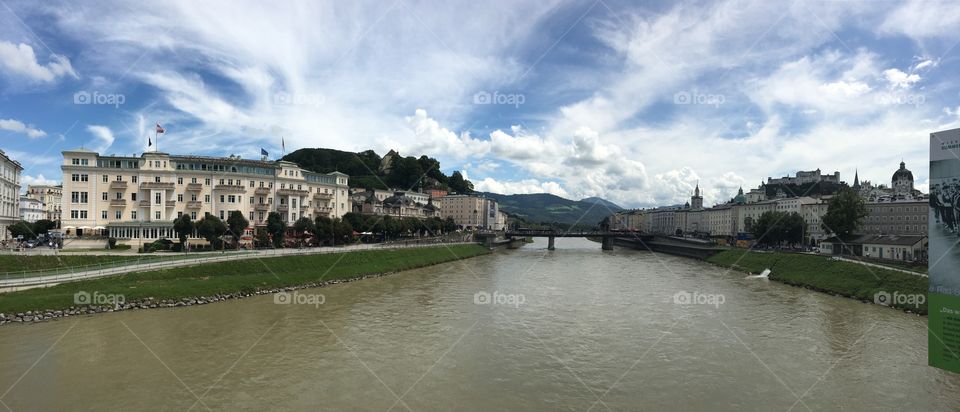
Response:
[21, 174, 59, 189]
[0, 41, 77, 83]
[474, 177, 569, 198]
[85, 125, 115, 153]
[882, 68, 920, 89]
[0, 118, 46, 138]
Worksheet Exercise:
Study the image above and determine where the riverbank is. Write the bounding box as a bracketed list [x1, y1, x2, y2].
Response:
[0, 244, 490, 325]
[707, 250, 928, 314]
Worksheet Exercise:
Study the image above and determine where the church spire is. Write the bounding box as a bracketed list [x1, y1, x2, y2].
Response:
[853, 168, 860, 189]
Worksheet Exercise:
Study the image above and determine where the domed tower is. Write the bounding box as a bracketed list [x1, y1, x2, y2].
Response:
[892, 161, 914, 196]
[733, 187, 746, 204]
[691, 182, 703, 210]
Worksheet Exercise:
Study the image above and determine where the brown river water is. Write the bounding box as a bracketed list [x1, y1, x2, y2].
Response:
[0, 237, 956, 411]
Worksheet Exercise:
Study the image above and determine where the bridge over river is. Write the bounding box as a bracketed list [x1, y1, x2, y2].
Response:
[479, 230, 726, 259]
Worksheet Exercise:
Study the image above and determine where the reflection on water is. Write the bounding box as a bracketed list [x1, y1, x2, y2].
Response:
[0, 238, 956, 411]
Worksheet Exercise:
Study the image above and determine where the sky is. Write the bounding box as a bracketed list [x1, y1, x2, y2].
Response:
[0, 0, 959, 209]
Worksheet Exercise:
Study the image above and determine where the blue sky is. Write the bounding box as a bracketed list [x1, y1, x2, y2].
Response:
[1, 0, 959, 208]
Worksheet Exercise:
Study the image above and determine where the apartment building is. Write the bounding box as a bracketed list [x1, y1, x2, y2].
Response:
[25, 184, 62, 222]
[19, 196, 45, 223]
[0, 149, 22, 240]
[435, 194, 503, 230]
[60, 149, 349, 241]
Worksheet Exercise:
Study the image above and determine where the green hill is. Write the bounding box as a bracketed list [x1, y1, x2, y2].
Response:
[479, 192, 623, 228]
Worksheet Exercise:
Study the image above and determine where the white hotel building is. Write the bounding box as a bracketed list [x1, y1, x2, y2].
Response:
[1, 149, 23, 240]
[60, 149, 350, 242]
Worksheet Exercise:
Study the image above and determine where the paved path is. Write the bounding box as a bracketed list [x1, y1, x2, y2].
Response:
[0, 240, 478, 290]
[831, 256, 927, 277]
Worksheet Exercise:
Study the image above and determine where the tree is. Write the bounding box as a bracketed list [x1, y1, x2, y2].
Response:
[821, 187, 868, 239]
[448, 171, 474, 194]
[196, 216, 227, 249]
[266, 212, 287, 248]
[443, 217, 457, 233]
[315, 216, 333, 245]
[387, 156, 424, 189]
[226, 210, 249, 248]
[32, 219, 56, 235]
[334, 218, 354, 244]
[8, 221, 34, 239]
[293, 217, 316, 245]
[751, 211, 806, 247]
[173, 214, 194, 250]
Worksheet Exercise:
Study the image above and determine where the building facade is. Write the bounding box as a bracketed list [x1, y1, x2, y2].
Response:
[19, 196, 44, 223]
[435, 194, 502, 230]
[60, 150, 349, 242]
[0, 149, 23, 240]
[25, 184, 62, 223]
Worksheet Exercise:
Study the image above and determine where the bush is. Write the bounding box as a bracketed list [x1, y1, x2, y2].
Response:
[107, 237, 118, 249]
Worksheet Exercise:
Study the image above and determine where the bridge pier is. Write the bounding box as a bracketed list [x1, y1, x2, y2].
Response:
[547, 236, 555, 250]
[601, 236, 614, 250]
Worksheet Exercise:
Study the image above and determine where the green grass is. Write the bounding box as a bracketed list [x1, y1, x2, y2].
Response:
[0, 255, 143, 274]
[708, 250, 928, 314]
[0, 245, 490, 314]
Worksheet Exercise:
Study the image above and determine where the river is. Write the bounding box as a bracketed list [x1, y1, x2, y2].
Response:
[0, 238, 956, 411]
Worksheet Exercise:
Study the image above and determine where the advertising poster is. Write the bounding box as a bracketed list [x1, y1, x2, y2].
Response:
[929, 127, 960, 373]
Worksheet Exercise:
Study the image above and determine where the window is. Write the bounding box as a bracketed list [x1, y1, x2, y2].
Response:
[132, 176, 138, 183]
[81, 174, 88, 182]
[191, 194, 197, 201]
[102, 175, 108, 183]
[79, 210, 87, 219]
[190, 212, 197, 219]
[249, 211, 254, 220]
[102, 192, 108, 201]
[177, 212, 183, 218]
[101, 211, 108, 219]
[131, 193, 138, 201]
[155, 193, 162, 204]
[177, 177, 183, 184]
[72, 159, 80, 165]
[155, 211, 161, 220]
[205, 195, 211, 202]
[116, 175, 123, 182]
[131, 211, 137, 219]
[228, 195, 236, 203]
[220, 195, 225, 203]
[219, 210, 224, 219]
[70, 210, 79, 218]
[205, 178, 211, 185]
[177, 194, 183, 202]
[250, 197, 254, 204]
[191, 177, 197, 184]
[71, 174, 80, 182]
[155, 176, 161, 183]
[115, 210, 121, 219]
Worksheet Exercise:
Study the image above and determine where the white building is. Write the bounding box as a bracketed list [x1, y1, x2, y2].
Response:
[60, 149, 349, 242]
[19, 196, 44, 223]
[0, 149, 23, 240]
[25, 184, 62, 222]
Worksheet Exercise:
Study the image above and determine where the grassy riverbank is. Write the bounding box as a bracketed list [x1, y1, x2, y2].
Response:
[0, 255, 142, 274]
[0, 244, 490, 315]
[707, 250, 928, 314]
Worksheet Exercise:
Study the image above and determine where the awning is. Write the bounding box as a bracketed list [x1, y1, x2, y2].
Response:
[93, 226, 106, 230]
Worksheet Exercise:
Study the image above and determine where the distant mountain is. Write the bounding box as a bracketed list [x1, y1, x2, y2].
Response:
[479, 192, 623, 228]
[580, 196, 623, 210]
